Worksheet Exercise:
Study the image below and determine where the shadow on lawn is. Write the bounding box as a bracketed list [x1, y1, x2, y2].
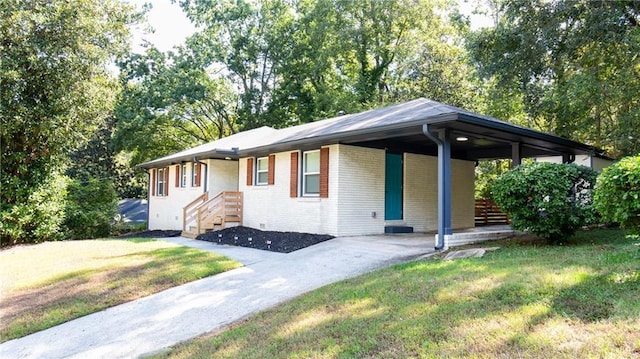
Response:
[169, 229, 640, 358]
[0, 246, 236, 342]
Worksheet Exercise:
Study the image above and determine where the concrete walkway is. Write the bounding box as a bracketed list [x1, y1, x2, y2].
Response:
[0, 235, 435, 359]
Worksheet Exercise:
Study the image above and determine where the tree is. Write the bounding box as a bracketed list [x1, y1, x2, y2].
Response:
[468, 0, 640, 156]
[0, 0, 137, 244]
[492, 162, 598, 243]
[115, 47, 239, 165]
[177, 0, 475, 127]
[181, 0, 295, 129]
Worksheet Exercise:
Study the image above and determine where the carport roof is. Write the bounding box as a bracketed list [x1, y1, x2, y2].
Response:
[139, 98, 604, 168]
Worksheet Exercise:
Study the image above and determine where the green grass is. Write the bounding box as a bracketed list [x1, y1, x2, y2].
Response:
[155, 228, 640, 358]
[0, 239, 241, 342]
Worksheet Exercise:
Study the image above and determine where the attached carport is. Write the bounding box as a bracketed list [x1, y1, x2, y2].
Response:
[250, 98, 603, 249]
[349, 114, 601, 249]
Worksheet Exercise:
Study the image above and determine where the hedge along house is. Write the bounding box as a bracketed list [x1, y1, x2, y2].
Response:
[139, 98, 604, 249]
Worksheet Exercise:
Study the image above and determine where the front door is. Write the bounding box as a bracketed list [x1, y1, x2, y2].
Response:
[385, 153, 403, 220]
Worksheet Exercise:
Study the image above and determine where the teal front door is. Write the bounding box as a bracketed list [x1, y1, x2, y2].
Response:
[385, 153, 403, 220]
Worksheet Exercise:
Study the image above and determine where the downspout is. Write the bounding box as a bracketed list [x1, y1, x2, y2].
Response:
[422, 124, 452, 250]
[194, 157, 208, 193]
[146, 170, 151, 230]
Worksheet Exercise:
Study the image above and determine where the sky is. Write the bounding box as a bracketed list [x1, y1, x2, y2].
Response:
[128, 0, 492, 54]
[129, 0, 196, 53]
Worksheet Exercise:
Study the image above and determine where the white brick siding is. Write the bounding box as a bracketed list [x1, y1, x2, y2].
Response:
[335, 146, 386, 236]
[240, 144, 475, 236]
[240, 145, 339, 234]
[450, 158, 476, 229]
[403, 153, 475, 232]
[207, 159, 239, 195]
[403, 153, 438, 232]
[148, 160, 239, 230]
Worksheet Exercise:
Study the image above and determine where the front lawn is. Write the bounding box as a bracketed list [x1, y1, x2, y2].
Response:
[0, 239, 240, 342]
[156, 228, 640, 358]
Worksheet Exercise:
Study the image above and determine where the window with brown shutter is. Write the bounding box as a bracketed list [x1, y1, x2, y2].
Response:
[256, 157, 268, 185]
[156, 168, 166, 196]
[246, 157, 254, 186]
[181, 163, 187, 187]
[192, 162, 201, 187]
[175, 165, 180, 187]
[268, 154, 275, 185]
[290, 152, 298, 197]
[320, 147, 329, 198]
[302, 150, 320, 196]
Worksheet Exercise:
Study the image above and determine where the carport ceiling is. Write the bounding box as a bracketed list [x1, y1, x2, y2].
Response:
[340, 117, 597, 161]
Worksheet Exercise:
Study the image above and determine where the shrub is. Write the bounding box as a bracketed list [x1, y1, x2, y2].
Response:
[492, 162, 598, 243]
[594, 155, 640, 230]
[63, 175, 118, 239]
[0, 173, 69, 246]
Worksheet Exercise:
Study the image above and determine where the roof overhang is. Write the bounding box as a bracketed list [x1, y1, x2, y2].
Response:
[240, 113, 602, 161]
[138, 99, 604, 169]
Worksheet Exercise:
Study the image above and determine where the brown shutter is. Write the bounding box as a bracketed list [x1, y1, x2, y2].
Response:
[151, 169, 156, 196]
[290, 152, 298, 197]
[268, 154, 275, 185]
[175, 165, 180, 187]
[320, 147, 329, 198]
[194, 163, 201, 187]
[246, 158, 254, 186]
[165, 167, 170, 196]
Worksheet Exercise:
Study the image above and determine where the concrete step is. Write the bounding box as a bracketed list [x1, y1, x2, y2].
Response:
[384, 225, 414, 234]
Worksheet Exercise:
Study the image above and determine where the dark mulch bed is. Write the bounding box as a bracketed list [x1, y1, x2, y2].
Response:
[118, 230, 182, 239]
[197, 226, 334, 253]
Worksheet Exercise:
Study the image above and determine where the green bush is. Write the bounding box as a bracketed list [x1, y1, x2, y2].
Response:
[594, 155, 640, 229]
[63, 175, 118, 239]
[0, 173, 69, 246]
[492, 162, 598, 243]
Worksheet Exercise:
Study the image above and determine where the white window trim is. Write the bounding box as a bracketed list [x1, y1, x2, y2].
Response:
[256, 156, 269, 186]
[302, 150, 320, 197]
[191, 162, 198, 187]
[157, 168, 166, 197]
[181, 164, 188, 188]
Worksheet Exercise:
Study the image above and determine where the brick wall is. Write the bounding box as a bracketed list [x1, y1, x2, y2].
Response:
[148, 159, 239, 230]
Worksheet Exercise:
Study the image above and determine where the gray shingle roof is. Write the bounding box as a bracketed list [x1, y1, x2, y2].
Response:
[139, 98, 602, 168]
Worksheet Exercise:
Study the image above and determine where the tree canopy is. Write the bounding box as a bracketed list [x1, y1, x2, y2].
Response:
[1, 0, 138, 244]
[115, 0, 479, 164]
[468, 0, 640, 157]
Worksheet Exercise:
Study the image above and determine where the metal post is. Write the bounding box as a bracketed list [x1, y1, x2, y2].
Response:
[423, 124, 453, 250]
[511, 142, 521, 168]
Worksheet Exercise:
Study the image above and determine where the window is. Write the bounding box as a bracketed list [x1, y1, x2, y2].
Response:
[192, 163, 200, 187]
[302, 150, 320, 196]
[157, 168, 166, 196]
[181, 164, 187, 187]
[256, 157, 269, 185]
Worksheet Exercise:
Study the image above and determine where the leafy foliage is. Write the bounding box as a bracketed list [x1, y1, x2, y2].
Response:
[177, 0, 475, 126]
[63, 175, 118, 240]
[474, 159, 511, 199]
[0, 174, 69, 246]
[116, 0, 478, 162]
[594, 156, 640, 229]
[115, 48, 238, 164]
[0, 0, 137, 244]
[492, 162, 598, 242]
[468, 0, 640, 157]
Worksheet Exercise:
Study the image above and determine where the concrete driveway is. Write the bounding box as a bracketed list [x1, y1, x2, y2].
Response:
[0, 235, 435, 359]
